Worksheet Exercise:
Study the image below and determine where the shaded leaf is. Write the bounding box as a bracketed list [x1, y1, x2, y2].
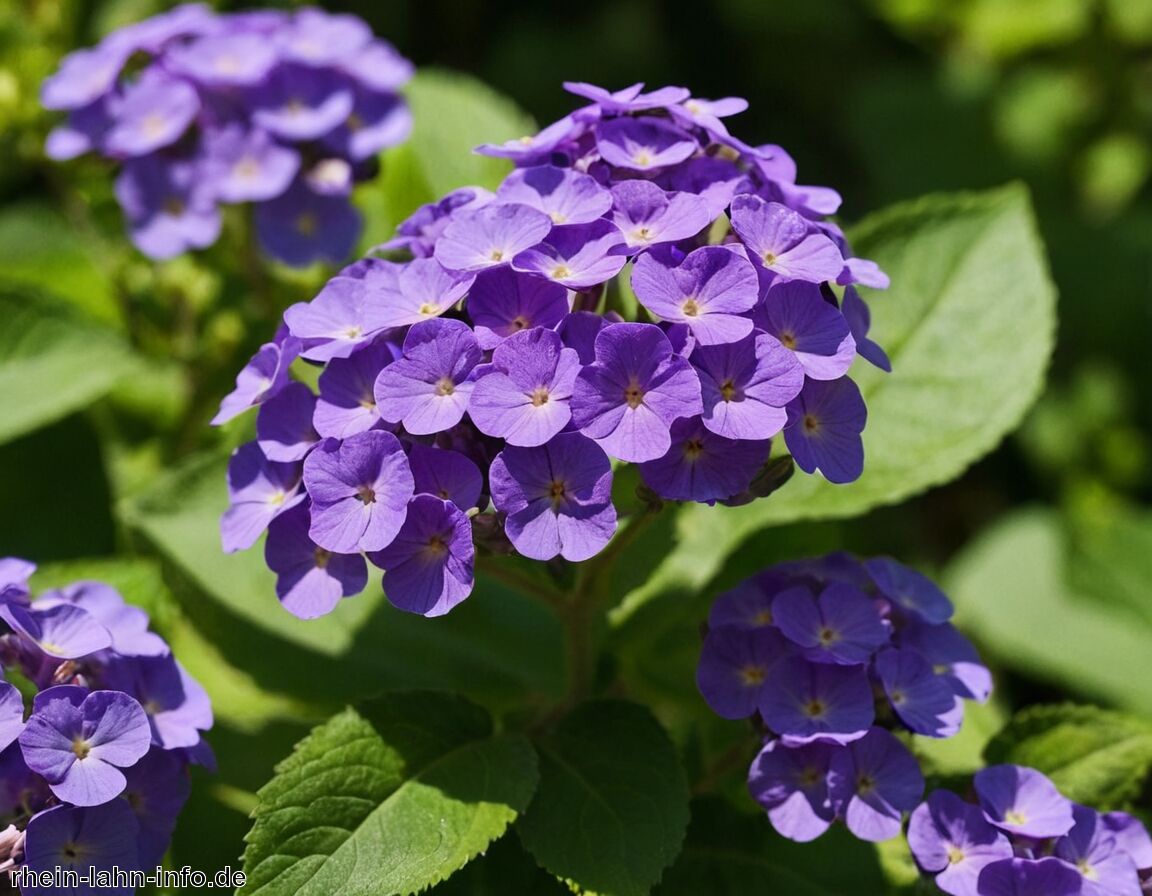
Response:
[519, 700, 690, 896]
[985, 704, 1152, 808]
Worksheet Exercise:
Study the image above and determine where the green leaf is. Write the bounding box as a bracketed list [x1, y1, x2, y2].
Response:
[122, 451, 565, 708]
[0, 202, 121, 326]
[984, 704, 1152, 808]
[654, 797, 888, 896]
[0, 287, 139, 445]
[242, 692, 538, 896]
[615, 184, 1056, 621]
[519, 700, 690, 896]
[359, 69, 534, 246]
[945, 508, 1152, 714]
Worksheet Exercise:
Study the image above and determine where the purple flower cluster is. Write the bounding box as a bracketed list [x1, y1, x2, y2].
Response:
[909, 766, 1152, 896]
[215, 81, 890, 620]
[696, 552, 990, 843]
[0, 559, 212, 882]
[41, 3, 412, 264]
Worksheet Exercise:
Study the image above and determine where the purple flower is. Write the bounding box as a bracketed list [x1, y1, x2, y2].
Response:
[470, 328, 581, 447]
[256, 382, 319, 463]
[221, 442, 303, 553]
[668, 95, 749, 136]
[250, 63, 355, 141]
[103, 70, 199, 157]
[898, 622, 992, 703]
[474, 114, 581, 163]
[609, 180, 711, 249]
[638, 416, 769, 504]
[748, 739, 837, 842]
[512, 220, 627, 289]
[39, 582, 167, 657]
[284, 277, 393, 362]
[908, 790, 1014, 896]
[692, 332, 804, 440]
[212, 337, 300, 425]
[255, 179, 361, 266]
[22, 801, 141, 889]
[41, 45, 128, 111]
[265, 504, 368, 619]
[565, 81, 690, 113]
[122, 747, 191, 867]
[0, 557, 35, 605]
[865, 557, 954, 624]
[0, 603, 111, 660]
[829, 728, 924, 842]
[375, 258, 475, 328]
[496, 165, 612, 225]
[19, 686, 151, 806]
[467, 267, 570, 350]
[760, 656, 874, 744]
[204, 125, 300, 203]
[379, 187, 491, 258]
[631, 245, 757, 345]
[571, 322, 703, 462]
[874, 648, 963, 738]
[313, 337, 400, 439]
[708, 578, 779, 629]
[369, 495, 475, 617]
[324, 88, 413, 161]
[696, 625, 790, 719]
[114, 156, 220, 260]
[1102, 812, 1152, 871]
[977, 858, 1084, 896]
[772, 583, 889, 665]
[595, 117, 698, 171]
[0, 683, 23, 752]
[556, 311, 610, 365]
[730, 195, 844, 284]
[100, 656, 212, 750]
[489, 433, 616, 562]
[408, 444, 484, 510]
[842, 286, 892, 372]
[1055, 804, 1143, 896]
[434, 203, 554, 273]
[374, 318, 481, 435]
[167, 32, 278, 87]
[783, 377, 867, 484]
[302, 430, 414, 553]
[975, 766, 1075, 840]
[756, 281, 856, 380]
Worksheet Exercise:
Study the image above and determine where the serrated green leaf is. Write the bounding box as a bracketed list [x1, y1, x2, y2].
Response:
[242, 692, 539, 896]
[615, 184, 1056, 623]
[653, 797, 888, 896]
[0, 287, 140, 445]
[945, 508, 1152, 715]
[122, 450, 565, 708]
[519, 700, 690, 896]
[984, 704, 1152, 808]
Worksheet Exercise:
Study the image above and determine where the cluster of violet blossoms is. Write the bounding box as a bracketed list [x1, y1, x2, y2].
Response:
[0, 559, 212, 881]
[215, 81, 890, 620]
[41, 4, 412, 264]
[909, 765, 1152, 895]
[696, 552, 990, 843]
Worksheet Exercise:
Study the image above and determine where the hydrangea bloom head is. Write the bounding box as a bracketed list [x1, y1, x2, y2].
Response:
[41, 4, 413, 264]
[0, 559, 212, 878]
[696, 552, 988, 843]
[910, 767, 1152, 896]
[215, 81, 890, 619]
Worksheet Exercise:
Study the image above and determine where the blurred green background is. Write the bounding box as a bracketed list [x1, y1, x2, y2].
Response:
[1, 0, 1150, 886]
